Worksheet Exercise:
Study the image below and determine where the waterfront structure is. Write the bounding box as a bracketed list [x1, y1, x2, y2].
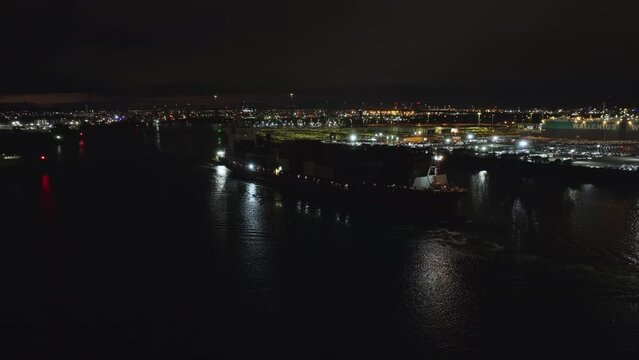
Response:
[542, 114, 639, 140]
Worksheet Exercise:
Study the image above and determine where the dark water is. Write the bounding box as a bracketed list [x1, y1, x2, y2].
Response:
[2, 126, 639, 358]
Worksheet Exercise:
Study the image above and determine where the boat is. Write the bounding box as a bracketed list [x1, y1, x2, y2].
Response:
[217, 155, 466, 215]
[0, 153, 23, 169]
[213, 123, 465, 215]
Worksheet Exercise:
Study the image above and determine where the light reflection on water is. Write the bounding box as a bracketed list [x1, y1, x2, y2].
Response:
[560, 184, 632, 262]
[239, 182, 267, 239]
[400, 229, 479, 354]
[208, 165, 283, 321]
[459, 169, 639, 268]
[40, 173, 54, 231]
[206, 165, 483, 351]
[469, 170, 490, 221]
[155, 123, 161, 151]
[509, 197, 541, 251]
[620, 199, 639, 266]
[209, 165, 639, 279]
[209, 166, 229, 237]
[205, 165, 639, 356]
[213, 165, 227, 192]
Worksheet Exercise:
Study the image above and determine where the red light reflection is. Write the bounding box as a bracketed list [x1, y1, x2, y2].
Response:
[41, 174, 54, 231]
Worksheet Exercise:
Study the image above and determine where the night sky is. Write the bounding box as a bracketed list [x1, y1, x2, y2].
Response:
[2, 0, 638, 106]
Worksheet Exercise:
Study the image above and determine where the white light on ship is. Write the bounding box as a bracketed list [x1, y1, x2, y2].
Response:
[248, 163, 255, 171]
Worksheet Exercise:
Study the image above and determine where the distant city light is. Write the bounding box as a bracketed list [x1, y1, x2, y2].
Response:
[216, 150, 225, 157]
[54, 135, 62, 140]
[445, 138, 452, 144]
[248, 163, 255, 171]
[349, 134, 357, 142]
[433, 154, 444, 161]
[467, 133, 475, 140]
[491, 135, 499, 142]
[518, 139, 529, 148]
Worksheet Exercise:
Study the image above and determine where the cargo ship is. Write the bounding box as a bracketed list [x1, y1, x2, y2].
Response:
[219, 158, 465, 214]
[212, 124, 466, 214]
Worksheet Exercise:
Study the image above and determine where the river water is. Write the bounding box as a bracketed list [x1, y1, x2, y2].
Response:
[2, 124, 639, 358]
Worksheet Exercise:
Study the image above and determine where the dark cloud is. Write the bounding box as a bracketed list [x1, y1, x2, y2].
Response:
[2, 0, 638, 105]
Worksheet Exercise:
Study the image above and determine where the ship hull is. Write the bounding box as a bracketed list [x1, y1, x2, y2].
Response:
[222, 161, 464, 216]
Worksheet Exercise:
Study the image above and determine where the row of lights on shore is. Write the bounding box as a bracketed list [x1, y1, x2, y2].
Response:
[441, 134, 530, 149]
[346, 132, 530, 148]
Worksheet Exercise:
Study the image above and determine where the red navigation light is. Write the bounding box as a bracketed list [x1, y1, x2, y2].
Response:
[40, 155, 46, 161]
[80, 132, 84, 136]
